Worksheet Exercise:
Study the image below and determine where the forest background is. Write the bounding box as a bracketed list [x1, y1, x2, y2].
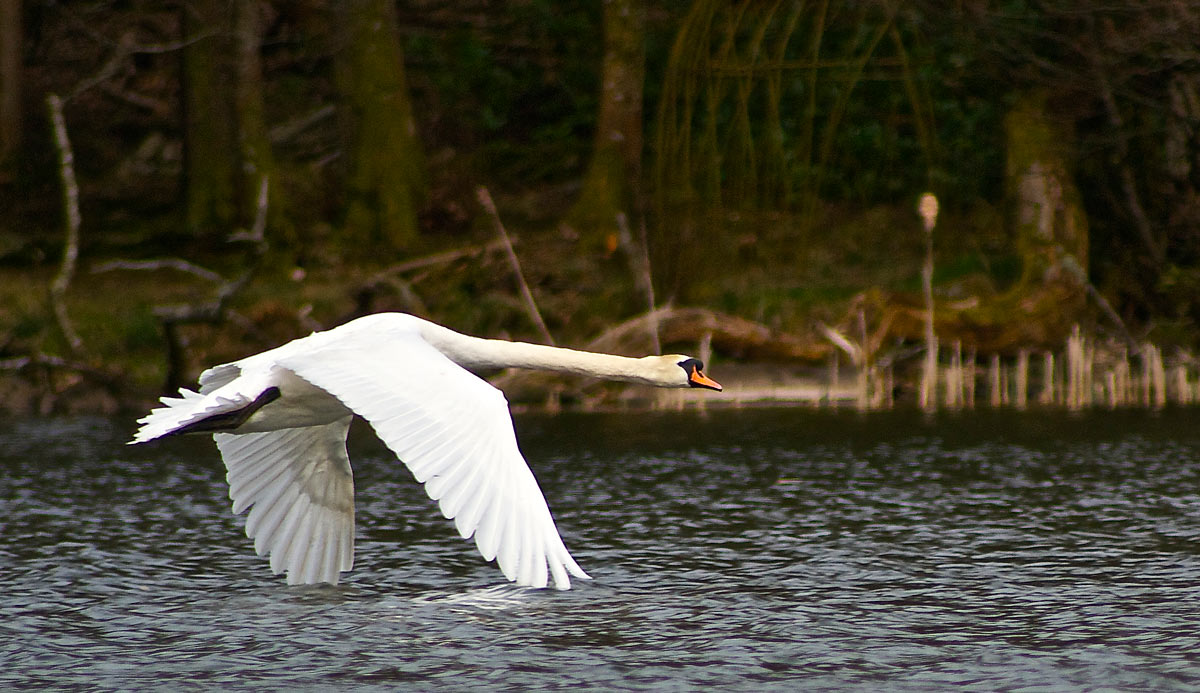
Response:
[1, 0, 1199, 413]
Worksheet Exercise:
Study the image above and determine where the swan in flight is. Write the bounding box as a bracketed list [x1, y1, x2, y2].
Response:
[131, 312, 722, 590]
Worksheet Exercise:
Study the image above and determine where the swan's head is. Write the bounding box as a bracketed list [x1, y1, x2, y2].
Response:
[641, 355, 723, 391]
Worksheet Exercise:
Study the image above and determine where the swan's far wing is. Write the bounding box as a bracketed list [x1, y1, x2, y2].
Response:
[215, 416, 355, 585]
[277, 333, 589, 590]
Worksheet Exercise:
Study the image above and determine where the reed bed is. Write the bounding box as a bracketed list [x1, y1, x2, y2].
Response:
[890, 325, 1191, 411]
[668, 324, 1196, 412]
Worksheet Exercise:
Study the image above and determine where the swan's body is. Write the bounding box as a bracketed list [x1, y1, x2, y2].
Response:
[131, 312, 721, 590]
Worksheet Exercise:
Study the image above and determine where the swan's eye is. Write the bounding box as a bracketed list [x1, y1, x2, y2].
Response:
[677, 358, 704, 375]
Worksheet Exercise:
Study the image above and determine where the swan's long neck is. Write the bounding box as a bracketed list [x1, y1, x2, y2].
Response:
[418, 321, 660, 385]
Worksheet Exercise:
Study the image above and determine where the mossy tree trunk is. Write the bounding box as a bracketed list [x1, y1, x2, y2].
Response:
[1005, 90, 1089, 286]
[883, 90, 1096, 353]
[335, 0, 426, 258]
[566, 0, 646, 241]
[232, 1, 285, 237]
[182, 0, 277, 237]
[182, 0, 237, 235]
[909, 88, 1092, 351]
[0, 0, 20, 180]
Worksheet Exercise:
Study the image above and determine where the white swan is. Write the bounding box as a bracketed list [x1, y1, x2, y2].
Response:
[131, 312, 722, 590]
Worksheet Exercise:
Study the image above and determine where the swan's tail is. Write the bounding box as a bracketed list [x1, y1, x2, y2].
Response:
[129, 387, 280, 444]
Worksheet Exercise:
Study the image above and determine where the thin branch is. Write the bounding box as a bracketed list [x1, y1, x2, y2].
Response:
[1058, 253, 1139, 354]
[98, 82, 171, 116]
[53, 1, 213, 56]
[368, 238, 512, 282]
[65, 31, 135, 102]
[616, 212, 660, 354]
[269, 105, 336, 144]
[91, 258, 225, 283]
[228, 176, 270, 245]
[127, 32, 217, 55]
[476, 186, 555, 346]
[355, 238, 513, 316]
[54, 19, 213, 105]
[818, 321, 862, 364]
[217, 177, 271, 308]
[359, 275, 429, 315]
[1085, 33, 1163, 266]
[0, 352, 115, 382]
[47, 93, 84, 356]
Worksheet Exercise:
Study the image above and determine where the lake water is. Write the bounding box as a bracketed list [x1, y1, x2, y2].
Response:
[3, 408, 1200, 690]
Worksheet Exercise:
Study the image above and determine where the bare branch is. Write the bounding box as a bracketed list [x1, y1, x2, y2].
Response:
[47, 93, 84, 356]
[269, 105, 336, 145]
[354, 238, 515, 316]
[127, 32, 217, 55]
[0, 352, 112, 381]
[1083, 30, 1163, 266]
[1058, 253, 1139, 353]
[98, 82, 171, 116]
[818, 322, 862, 364]
[91, 258, 225, 284]
[616, 212, 660, 354]
[476, 186, 555, 346]
[228, 176, 270, 244]
[363, 239, 512, 291]
[54, 19, 213, 105]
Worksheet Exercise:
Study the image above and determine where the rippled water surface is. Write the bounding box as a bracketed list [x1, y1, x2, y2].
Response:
[4, 409, 1200, 690]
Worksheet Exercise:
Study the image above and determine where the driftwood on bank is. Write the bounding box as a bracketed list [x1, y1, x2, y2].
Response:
[583, 306, 822, 361]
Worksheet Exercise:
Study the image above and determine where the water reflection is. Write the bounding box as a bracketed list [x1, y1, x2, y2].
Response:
[2, 410, 1200, 689]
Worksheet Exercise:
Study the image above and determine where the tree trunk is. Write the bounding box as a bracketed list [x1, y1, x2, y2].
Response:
[566, 0, 646, 240]
[182, 0, 237, 235]
[233, 1, 283, 236]
[1005, 90, 1089, 285]
[882, 89, 1092, 352]
[0, 0, 22, 179]
[1166, 72, 1200, 230]
[182, 0, 277, 237]
[336, 0, 426, 257]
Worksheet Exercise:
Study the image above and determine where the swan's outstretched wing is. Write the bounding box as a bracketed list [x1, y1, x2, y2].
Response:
[278, 332, 590, 590]
[215, 417, 355, 585]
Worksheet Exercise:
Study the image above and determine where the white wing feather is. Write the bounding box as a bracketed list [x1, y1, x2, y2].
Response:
[277, 331, 589, 590]
[215, 417, 355, 585]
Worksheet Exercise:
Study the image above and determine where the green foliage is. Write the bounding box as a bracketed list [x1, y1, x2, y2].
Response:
[402, 0, 602, 182]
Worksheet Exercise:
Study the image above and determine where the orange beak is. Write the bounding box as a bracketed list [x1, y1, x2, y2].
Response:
[688, 365, 723, 391]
